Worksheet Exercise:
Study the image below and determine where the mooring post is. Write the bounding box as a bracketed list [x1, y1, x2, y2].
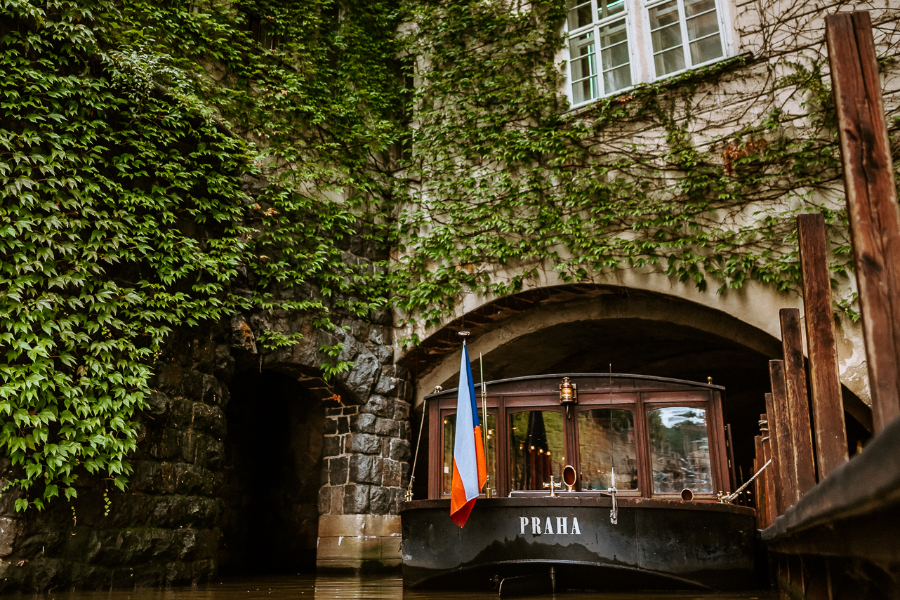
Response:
[764, 393, 787, 515]
[798, 214, 849, 479]
[769, 361, 798, 507]
[761, 413, 778, 526]
[826, 11, 900, 433]
[779, 309, 818, 494]
[754, 435, 765, 528]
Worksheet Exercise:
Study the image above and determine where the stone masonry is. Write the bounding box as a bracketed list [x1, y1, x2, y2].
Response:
[0, 279, 413, 589]
[316, 364, 412, 571]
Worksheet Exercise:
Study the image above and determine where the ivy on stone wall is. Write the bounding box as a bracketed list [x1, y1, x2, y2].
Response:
[0, 0, 402, 509]
[1, 0, 898, 509]
[391, 0, 898, 335]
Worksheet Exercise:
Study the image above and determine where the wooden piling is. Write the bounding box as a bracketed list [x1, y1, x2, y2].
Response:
[826, 11, 900, 432]
[779, 308, 818, 495]
[761, 413, 778, 526]
[798, 214, 849, 479]
[769, 361, 798, 507]
[754, 435, 765, 528]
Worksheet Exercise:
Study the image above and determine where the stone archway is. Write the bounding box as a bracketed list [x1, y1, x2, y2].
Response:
[400, 285, 872, 491]
[398, 274, 871, 409]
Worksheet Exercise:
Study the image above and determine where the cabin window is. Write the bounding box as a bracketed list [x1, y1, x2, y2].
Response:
[441, 412, 498, 495]
[577, 408, 639, 491]
[509, 410, 567, 491]
[646, 406, 713, 494]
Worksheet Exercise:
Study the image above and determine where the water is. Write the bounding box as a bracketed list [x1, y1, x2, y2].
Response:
[16, 575, 777, 600]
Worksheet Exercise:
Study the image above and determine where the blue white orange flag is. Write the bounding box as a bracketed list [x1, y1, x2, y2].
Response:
[450, 341, 487, 527]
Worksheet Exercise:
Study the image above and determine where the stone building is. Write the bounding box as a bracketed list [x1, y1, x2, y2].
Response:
[0, 0, 897, 590]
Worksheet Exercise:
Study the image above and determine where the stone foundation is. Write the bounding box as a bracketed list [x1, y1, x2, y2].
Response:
[316, 514, 401, 571]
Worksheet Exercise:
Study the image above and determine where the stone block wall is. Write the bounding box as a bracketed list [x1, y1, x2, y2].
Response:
[316, 365, 413, 571]
[0, 340, 233, 591]
[0, 304, 414, 589]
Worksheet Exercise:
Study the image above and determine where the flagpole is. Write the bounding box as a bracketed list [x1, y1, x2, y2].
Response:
[480, 352, 489, 494]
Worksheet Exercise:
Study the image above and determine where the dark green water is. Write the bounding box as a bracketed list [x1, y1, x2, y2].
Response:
[17, 575, 777, 600]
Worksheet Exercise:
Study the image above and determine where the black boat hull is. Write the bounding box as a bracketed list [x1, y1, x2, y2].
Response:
[400, 498, 758, 591]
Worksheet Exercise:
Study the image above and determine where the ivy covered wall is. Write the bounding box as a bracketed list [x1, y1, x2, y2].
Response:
[1, 0, 899, 589]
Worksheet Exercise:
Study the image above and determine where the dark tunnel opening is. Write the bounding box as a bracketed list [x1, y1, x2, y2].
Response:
[220, 370, 324, 575]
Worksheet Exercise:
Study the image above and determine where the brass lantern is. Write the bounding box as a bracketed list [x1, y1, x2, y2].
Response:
[559, 377, 577, 418]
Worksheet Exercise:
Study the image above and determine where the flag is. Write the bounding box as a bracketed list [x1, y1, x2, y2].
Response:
[450, 341, 487, 527]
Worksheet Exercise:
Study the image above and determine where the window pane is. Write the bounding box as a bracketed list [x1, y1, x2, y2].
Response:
[651, 23, 682, 53]
[509, 411, 566, 491]
[599, 21, 628, 69]
[604, 65, 632, 94]
[654, 47, 685, 76]
[649, 1, 680, 30]
[570, 32, 597, 80]
[599, 19, 631, 93]
[573, 78, 598, 105]
[690, 32, 723, 64]
[599, 0, 625, 19]
[442, 413, 498, 495]
[647, 407, 714, 494]
[570, 31, 598, 103]
[687, 10, 720, 41]
[685, 0, 716, 17]
[567, 0, 593, 29]
[577, 409, 638, 491]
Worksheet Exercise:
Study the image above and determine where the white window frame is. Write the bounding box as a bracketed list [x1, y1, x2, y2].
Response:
[643, 0, 731, 80]
[565, 0, 637, 108]
[562, 0, 736, 109]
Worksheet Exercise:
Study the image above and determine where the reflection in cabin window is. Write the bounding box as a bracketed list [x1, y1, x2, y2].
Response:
[509, 411, 566, 491]
[647, 407, 713, 494]
[442, 413, 498, 495]
[577, 409, 638, 491]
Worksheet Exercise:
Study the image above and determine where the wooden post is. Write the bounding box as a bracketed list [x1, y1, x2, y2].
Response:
[780, 308, 818, 495]
[770, 361, 798, 507]
[798, 214, 849, 478]
[826, 11, 900, 432]
[764, 395, 786, 516]
[754, 435, 765, 528]
[725, 424, 737, 492]
[761, 413, 778, 526]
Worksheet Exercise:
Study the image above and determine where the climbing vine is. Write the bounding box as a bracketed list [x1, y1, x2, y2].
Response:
[390, 0, 900, 334]
[0, 0, 402, 509]
[2, 0, 899, 509]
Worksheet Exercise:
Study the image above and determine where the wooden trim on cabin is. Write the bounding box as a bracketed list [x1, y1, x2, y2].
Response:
[425, 376, 730, 500]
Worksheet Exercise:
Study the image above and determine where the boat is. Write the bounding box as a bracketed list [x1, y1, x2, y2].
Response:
[400, 373, 758, 592]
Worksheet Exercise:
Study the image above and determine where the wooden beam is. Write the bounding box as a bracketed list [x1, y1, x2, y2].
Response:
[754, 435, 765, 529]
[826, 11, 900, 432]
[798, 213, 849, 479]
[765, 391, 788, 515]
[762, 413, 778, 527]
[725, 423, 737, 492]
[780, 308, 818, 495]
[770, 361, 798, 507]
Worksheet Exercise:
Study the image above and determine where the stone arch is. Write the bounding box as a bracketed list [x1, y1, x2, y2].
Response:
[399, 276, 870, 412]
[227, 311, 414, 573]
[399, 284, 872, 489]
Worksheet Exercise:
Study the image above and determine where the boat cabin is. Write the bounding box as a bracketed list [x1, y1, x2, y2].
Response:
[403, 374, 755, 591]
[426, 373, 732, 500]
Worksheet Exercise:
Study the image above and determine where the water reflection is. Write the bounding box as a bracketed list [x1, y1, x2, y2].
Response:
[12, 575, 776, 600]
